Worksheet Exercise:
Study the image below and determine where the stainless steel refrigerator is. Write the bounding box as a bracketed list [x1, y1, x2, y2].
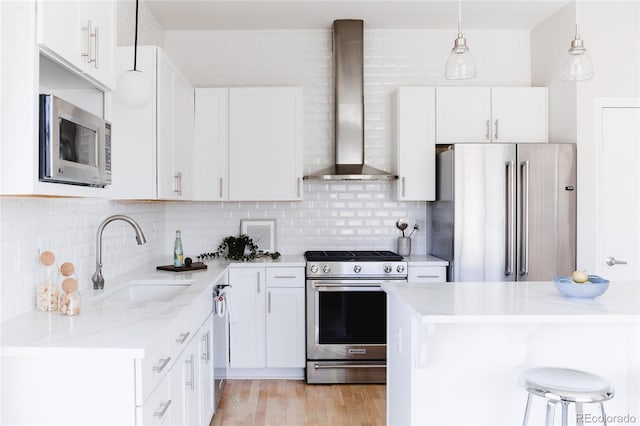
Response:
[431, 144, 576, 282]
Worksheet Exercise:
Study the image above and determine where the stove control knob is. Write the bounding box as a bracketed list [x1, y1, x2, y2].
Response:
[383, 264, 392, 273]
[322, 265, 331, 273]
[310, 264, 319, 273]
[354, 265, 362, 273]
[396, 265, 405, 273]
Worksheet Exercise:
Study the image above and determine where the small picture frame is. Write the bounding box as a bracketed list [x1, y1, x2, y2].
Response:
[240, 219, 276, 253]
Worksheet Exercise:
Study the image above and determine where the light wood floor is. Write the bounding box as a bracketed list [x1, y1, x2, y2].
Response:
[210, 380, 386, 426]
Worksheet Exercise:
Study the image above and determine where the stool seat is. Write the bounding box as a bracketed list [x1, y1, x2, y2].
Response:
[518, 367, 615, 403]
[518, 367, 615, 426]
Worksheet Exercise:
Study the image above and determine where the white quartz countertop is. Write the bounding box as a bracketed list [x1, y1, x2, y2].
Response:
[382, 281, 640, 323]
[1, 255, 304, 358]
[404, 255, 449, 266]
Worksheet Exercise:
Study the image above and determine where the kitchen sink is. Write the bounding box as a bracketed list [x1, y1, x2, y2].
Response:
[101, 279, 194, 304]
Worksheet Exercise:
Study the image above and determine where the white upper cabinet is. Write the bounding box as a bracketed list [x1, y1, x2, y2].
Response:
[194, 87, 304, 201]
[193, 89, 228, 201]
[228, 87, 304, 201]
[36, 0, 116, 89]
[491, 87, 548, 143]
[436, 87, 548, 143]
[396, 87, 436, 201]
[157, 54, 194, 200]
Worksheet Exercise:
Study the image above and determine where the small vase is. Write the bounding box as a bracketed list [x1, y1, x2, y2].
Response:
[397, 237, 411, 257]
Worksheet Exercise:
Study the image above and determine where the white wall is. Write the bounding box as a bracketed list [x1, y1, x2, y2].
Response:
[532, 1, 640, 272]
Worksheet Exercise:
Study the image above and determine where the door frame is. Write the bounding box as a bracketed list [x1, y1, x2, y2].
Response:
[593, 97, 640, 280]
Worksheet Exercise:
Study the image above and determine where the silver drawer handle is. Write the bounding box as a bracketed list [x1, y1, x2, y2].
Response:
[314, 363, 385, 369]
[416, 275, 440, 278]
[273, 275, 297, 279]
[152, 357, 171, 373]
[153, 400, 172, 418]
[176, 332, 190, 344]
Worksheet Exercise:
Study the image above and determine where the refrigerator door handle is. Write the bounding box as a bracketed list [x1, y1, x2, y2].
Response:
[520, 161, 530, 276]
[505, 161, 516, 276]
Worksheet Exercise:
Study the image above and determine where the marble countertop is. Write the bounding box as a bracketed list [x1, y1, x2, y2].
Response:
[404, 255, 449, 266]
[1, 256, 304, 358]
[382, 281, 640, 323]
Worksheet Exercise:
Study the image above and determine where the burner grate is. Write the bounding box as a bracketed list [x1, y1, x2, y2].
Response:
[304, 250, 403, 262]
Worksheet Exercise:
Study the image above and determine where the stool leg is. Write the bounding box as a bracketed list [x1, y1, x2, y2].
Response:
[522, 393, 533, 426]
[576, 402, 584, 426]
[600, 402, 607, 426]
[561, 402, 568, 426]
[545, 400, 556, 426]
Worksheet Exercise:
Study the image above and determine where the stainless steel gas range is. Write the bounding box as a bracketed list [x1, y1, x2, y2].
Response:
[304, 250, 408, 384]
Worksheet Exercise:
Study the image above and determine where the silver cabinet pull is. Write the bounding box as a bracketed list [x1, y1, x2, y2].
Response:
[314, 363, 385, 369]
[297, 177, 302, 198]
[605, 256, 628, 266]
[185, 354, 195, 391]
[219, 177, 223, 198]
[81, 21, 92, 62]
[92, 26, 99, 68]
[402, 177, 406, 197]
[485, 119, 491, 140]
[257, 272, 261, 293]
[520, 161, 530, 275]
[176, 332, 190, 344]
[267, 291, 272, 314]
[201, 332, 210, 361]
[416, 275, 440, 279]
[152, 357, 171, 373]
[153, 400, 172, 419]
[494, 119, 499, 140]
[174, 172, 183, 195]
[505, 161, 516, 276]
[273, 275, 297, 279]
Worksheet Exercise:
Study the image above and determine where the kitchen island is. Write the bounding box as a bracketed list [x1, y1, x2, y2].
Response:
[383, 281, 640, 426]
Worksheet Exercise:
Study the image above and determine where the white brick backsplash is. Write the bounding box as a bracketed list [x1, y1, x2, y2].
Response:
[2, 26, 530, 320]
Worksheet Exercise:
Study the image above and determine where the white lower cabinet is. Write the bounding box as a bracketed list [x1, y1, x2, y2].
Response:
[198, 315, 215, 426]
[407, 265, 447, 283]
[228, 266, 305, 373]
[169, 334, 200, 426]
[138, 374, 172, 426]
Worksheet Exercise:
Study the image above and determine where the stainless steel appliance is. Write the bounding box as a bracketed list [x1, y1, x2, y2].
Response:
[431, 143, 577, 281]
[305, 250, 407, 384]
[39, 94, 112, 187]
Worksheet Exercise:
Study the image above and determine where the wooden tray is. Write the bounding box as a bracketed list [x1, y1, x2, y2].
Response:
[156, 262, 208, 272]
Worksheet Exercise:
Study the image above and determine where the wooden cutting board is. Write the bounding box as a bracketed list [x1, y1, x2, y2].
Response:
[156, 262, 208, 272]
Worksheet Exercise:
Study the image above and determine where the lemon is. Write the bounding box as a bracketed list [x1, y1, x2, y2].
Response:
[571, 270, 589, 283]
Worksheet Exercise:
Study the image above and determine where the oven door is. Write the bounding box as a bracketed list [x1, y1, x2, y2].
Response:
[306, 279, 390, 361]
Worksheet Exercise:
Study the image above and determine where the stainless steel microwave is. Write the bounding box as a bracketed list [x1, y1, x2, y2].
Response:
[39, 94, 111, 187]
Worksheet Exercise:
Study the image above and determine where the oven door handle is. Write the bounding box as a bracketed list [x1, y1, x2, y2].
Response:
[313, 363, 386, 369]
[312, 282, 382, 289]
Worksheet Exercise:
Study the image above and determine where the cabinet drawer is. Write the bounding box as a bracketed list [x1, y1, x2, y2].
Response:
[137, 373, 172, 425]
[266, 267, 304, 288]
[408, 266, 446, 283]
[138, 335, 171, 405]
[168, 309, 197, 363]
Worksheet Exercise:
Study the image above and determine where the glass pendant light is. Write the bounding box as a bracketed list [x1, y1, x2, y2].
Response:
[445, 0, 476, 80]
[560, 24, 593, 81]
[117, 0, 152, 108]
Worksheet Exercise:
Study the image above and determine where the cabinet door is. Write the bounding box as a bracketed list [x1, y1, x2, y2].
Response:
[193, 88, 229, 201]
[491, 87, 548, 143]
[157, 52, 194, 200]
[199, 317, 215, 426]
[229, 268, 266, 368]
[228, 87, 303, 201]
[266, 287, 305, 368]
[36, 0, 83, 71]
[170, 335, 200, 426]
[396, 87, 436, 201]
[407, 266, 446, 283]
[436, 87, 491, 143]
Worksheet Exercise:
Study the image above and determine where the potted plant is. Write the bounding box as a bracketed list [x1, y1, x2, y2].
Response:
[200, 234, 281, 262]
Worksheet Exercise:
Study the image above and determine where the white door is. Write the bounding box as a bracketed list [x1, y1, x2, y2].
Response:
[266, 287, 305, 368]
[594, 100, 640, 281]
[491, 87, 548, 143]
[436, 87, 491, 143]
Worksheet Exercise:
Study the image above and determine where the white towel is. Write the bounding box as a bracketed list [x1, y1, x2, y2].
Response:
[217, 287, 236, 323]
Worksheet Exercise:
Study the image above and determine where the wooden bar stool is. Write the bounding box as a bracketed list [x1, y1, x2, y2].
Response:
[518, 367, 615, 426]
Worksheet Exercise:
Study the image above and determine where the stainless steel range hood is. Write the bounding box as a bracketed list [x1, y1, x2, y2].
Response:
[304, 20, 397, 181]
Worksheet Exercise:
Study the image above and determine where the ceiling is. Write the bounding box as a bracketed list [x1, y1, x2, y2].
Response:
[144, 0, 573, 31]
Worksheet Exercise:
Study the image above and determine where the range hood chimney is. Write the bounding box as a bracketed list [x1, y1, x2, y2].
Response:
[304, 19, 397, 181]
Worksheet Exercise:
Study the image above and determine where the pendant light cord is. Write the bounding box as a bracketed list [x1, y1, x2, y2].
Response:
[458, 0, 462, 35]
[133, 0, 139, 71]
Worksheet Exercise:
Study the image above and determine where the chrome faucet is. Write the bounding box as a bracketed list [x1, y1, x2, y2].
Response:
[91, 215, 147, 290]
